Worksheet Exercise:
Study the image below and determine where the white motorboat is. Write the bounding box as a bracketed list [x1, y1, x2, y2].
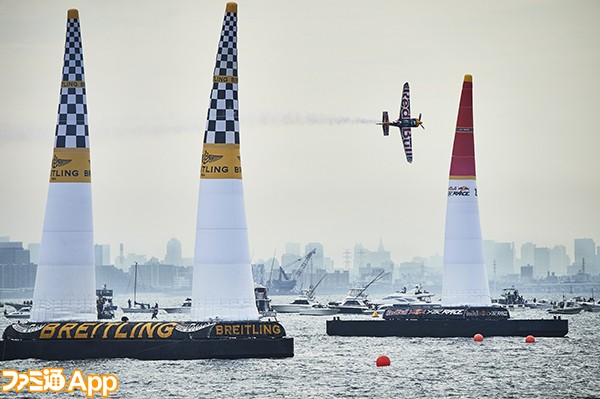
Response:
[4, 306, 31, 319]
[163, 298, 192, 314]
[271, 274, 326, 313]
[331, 271, 388, 314]
[547, 300, 584, 315]
[299, 304, 339, 316]
[380, 284, 435, 304]
[271, 293, 316, 313]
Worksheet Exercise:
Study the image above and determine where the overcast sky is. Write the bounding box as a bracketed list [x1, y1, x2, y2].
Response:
[1, 0, 599, 268]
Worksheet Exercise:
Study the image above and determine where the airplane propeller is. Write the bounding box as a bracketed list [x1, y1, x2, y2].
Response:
[417, 113, 425, 129]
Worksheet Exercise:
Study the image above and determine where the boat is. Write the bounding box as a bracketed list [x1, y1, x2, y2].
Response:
[267, 249, 317, 294]
[271, 274, 326, 313]
[255, 285, 276, 318]
[299, 304, 339, 316]
[96, 284, 116, 319]
[4, 306, 31, 320]
[524, 299, 554, 310]
[5, 300, 32, 311]
[491, 286, 527, 308]
[580, 301, 600, 312]
[330, 271, 387, 314]
[163, 298, 192, 314]
[547, 299, 584, 315]
[379, 284, 436, 304]
[123, 262, 153, 314]
[271, 291, 317, 313]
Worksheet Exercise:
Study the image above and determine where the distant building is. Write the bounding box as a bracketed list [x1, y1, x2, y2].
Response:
[0, 241, 36, 289]
[520, 265, 534, 282]
[574, 238, 597, 275]
[534, 247, 550, 277]
[520, 242, 536, 267]
[27, 243, 40, 264]
[165, 237, 183, 266]
[483, 240, 515, 276]
[94, 244, 111, 266]
[549, 245, 570, 276]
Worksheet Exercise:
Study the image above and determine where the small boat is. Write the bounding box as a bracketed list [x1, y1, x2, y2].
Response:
[299, 304, 339, 316]
[255, 285, 276, 318]
[380, 284, 436, 304]
[331, 271, 388, 314]
[524, 299, 554, 310]
[96, 284, 116, 319]
[123, 262, 153, 314]
[271, 274, 326, 313]
[4, 306, 31, 319]
[5, 300, 32, 311]
[271, 292, 317, 313]
[163, 298, 192, 314]
[547, 299, 583, 315]
[580, 301, 600, 312]
[491, 286, 527, 308]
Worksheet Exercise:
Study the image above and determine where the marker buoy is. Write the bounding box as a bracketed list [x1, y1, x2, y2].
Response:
[525, 335, 536, 343]
[376, 355, 391, 367]
[473, 333, 484, 342]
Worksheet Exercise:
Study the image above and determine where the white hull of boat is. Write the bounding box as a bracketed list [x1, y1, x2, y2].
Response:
[271, 304, 310, 313]
[299, 308, 339, 316]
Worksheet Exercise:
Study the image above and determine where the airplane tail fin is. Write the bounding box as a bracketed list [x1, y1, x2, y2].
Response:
[381, 111, 389, 136]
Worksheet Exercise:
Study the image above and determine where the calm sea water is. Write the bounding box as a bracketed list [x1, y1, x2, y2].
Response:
[2, 294, 599, 399]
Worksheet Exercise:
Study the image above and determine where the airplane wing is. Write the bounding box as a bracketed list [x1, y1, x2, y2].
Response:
[401, 127, 413, 163]
[400, 83, 413, 163]
[400, 82, 411, 120]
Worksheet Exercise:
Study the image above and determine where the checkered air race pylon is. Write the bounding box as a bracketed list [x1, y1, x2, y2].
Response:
[441, 75, 491, 307]
[191, 2, 259, 321]
[30, 9, 97, 322]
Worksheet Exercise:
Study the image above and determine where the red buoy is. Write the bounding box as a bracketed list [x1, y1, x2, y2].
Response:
[376, 355, 391, 367]
[473, 333, 484, 342]
[525, 335, 536, 343]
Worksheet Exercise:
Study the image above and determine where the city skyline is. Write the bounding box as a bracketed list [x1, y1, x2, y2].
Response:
[1, 1, 599, 272]
[3, 233, 596, 275]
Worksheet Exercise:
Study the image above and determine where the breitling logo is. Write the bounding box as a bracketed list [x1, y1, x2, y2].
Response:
[202, 151, 223, 164]
[52, 155, 72, 168]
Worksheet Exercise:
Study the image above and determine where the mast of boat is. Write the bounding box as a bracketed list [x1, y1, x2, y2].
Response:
[306, 274, 327, 298]
[133, 262, 138, 305]
[353, 270, 388, 300]
[267, 250, 276, 288]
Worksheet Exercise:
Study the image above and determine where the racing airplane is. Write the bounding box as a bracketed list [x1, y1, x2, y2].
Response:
[377, 82, 424, 163]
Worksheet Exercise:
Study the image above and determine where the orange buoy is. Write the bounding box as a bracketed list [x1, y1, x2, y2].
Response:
[376, 355, 391, 367]
[473, 333, 484, 342]
[525, 335, 536, 343]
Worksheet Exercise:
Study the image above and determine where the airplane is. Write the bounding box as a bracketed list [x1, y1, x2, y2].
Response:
[377, 82, 424, 163]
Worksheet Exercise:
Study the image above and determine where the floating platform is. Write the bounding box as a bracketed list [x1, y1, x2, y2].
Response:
[326, 306, 568, 338]
[0, 320, 294, 360]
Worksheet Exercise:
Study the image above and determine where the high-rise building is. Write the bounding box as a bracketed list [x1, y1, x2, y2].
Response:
[534, 247, 550, 277]
[574, 238, 597, 275]
[549, 245, 570, 276]
[165, 237, 182, 266]
[94, 244, 110, 266]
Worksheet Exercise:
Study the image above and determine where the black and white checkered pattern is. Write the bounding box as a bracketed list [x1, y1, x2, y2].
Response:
[204, 11, 239, 145]
[55, 17, 89, 149]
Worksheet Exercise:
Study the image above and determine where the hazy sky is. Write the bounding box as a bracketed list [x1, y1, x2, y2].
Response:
[1, 0, 599, 268]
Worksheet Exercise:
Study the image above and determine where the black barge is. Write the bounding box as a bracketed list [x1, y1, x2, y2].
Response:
[326, 306, 568, 338]
[0, 320, 294, 360]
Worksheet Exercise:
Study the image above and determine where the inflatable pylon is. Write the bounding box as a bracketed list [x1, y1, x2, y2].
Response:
[441, 75, 491, 307]
[30, 9, 97, 322]
[191, 2, 259, 321]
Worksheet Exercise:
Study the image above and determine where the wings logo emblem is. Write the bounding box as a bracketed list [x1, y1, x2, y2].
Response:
[202, 151, 223, 164]
[52, 155, 72, 168]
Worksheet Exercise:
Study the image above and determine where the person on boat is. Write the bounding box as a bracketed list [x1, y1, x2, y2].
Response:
[151, 305, 158, 320]
[128, 299, 132, 308]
